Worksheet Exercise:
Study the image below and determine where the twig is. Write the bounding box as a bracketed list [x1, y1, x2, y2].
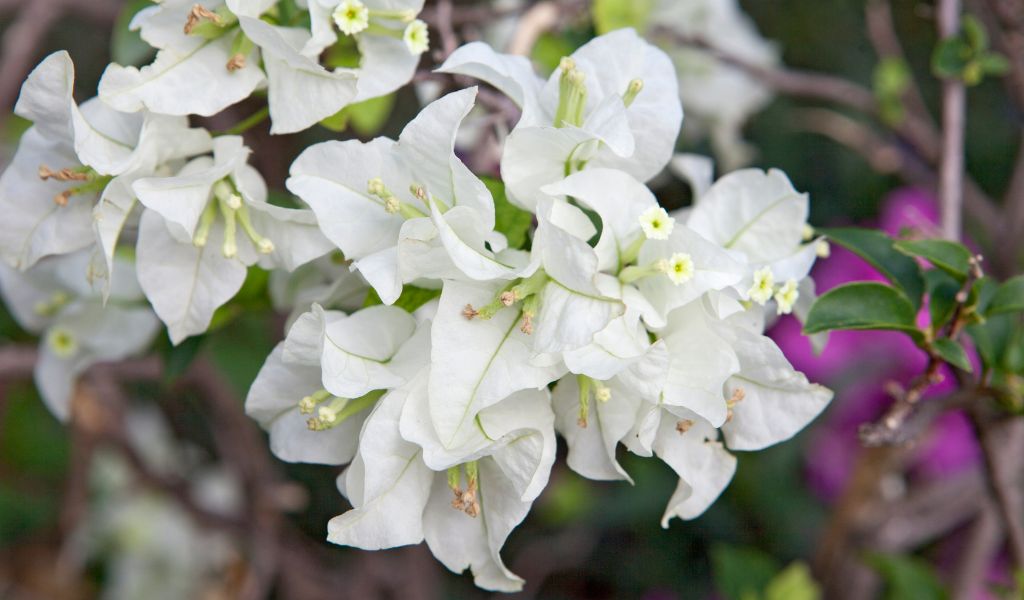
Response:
[650, 28, 1003, 235]
[937, 0, 967, 240]
[968, 411, 1024, 572]
[950, 503, 1004, 599]
[507, 1, 561, 56]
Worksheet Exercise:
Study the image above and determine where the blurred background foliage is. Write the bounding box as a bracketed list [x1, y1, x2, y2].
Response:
[0, 0, 1020, 598]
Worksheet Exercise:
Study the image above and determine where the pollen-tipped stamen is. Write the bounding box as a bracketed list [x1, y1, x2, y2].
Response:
[306, 390, 384, 431]
[298, 389, 332, 414]
[554, 58, 588, 128]
[622, 78, 643, 107]
[217, 196, 238, 259]
[237, 205, 275, 254]
[193, 199, 219, 248]
[577, 375, 592, 428]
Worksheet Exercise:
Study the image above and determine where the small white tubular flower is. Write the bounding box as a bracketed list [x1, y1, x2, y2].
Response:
[45, 327, 79, 358]
[333, 0, 370, 35]
[666, 252, 695, 285]
[639, 205, 675, 240]
[774, 278, 799, 315]
[403, 19, 429, 55]
[748, 266, 775, 305]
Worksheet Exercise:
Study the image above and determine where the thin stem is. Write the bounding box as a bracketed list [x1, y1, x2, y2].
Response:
[216, 105, 270, 136]
[938, 0, 966, 240]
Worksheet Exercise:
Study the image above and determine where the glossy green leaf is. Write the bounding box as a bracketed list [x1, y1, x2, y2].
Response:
[764, 562, 821, 600]
[818, 228, 923, 309]
[867, 553, 947, 600]
[804, 282, 920, 339]
[967, 314, 1013, 368]
[481, 176, 533, 250]
[924, 269, 959, 330]
[933, 337, 973, 372]
[894, 238, 972, 281]
[987, 275, 1024, 316]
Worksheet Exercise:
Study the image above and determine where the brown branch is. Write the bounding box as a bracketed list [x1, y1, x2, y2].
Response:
[969, 411, 1024, 572]
[937, 0, 967, 241]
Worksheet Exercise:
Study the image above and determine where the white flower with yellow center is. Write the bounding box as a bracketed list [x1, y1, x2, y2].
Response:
[46, 327, 79, 359]
[333, 0, 370, 36]
[403, 19, 430, 55]
[666, 252, 695, 285]
[774, 278, 799, 315]
[748, 266, 775, 305]
[639, 206, 675, 240]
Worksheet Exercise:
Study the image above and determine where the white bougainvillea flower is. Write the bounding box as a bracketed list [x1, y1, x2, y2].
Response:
[429, 279, 565, 451]
[683, 168, 826, 307]
[235, 16, 359, 134]
[304, 0, 427, 102]
[658, 300, 741, 427]
[328, 373, 555, 592]
[439, 28, 682, 210]
[289, 88, 522, 304]
[133, 136, 332, 344]
[0, 251, 158, 420]
[553, 339, 668, 482]
[246, 303, 427, 464]
[633, 402, 737, 526]
[715, 312, 833, 450]
[651, 0, 778, 170]
[0, 51, 210, 277]
[99, 0, 266, 118]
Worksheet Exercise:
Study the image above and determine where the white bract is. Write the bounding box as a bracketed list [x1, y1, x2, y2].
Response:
[0, 251, 159, 420]
[99, 0, 428, 134]
[0, 25, 834, 594]
[289, 88, 522, 304]
[439, 28, 682, 210]
[134, 135, 333, 344]
[0, 51, 210, 291]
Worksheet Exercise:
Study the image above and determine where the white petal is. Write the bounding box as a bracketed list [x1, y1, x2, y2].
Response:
[99, 35, 265, 117]
[686, 169, 808, 264]
[422, 460, 528, 593]
[552, 375, 637, 482]
[436, 41, 544, 126]
[136, 210, 247, 345]
[660, 302, 740, 427]
[653, 408, 736, 525]
[327, 386, 432, 549]
[321, 304, 417, 398]
[428, 279, 564, 449]
[0, 129, 93, 270]
[238, 18, 358, 135]
[719, 325, 832, 450]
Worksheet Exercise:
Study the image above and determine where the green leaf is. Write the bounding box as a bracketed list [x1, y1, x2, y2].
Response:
[804, 282, 921, 340]
[764, 562, 821, 600]
[711, 544, 781, 600]
[363, 285, 441, 313]
[866, 553, 947, 600]
[592, 0, 654, 35]
[894, 239, 972, 281]
[932, 38, 971, 78]
[967, 314, 1013, 368]
[979, 52, 1010, 76]
[531, 33, 578, 75]
[818, 228, 924, 309]
[963, 15, 988, 52]
[988, 275, 1024, 316]
[925, 269, 959, 330]
[481, 177, 533, 250]
[112, 0, 157, 66]
[348, 94, 395, 136]
[933, 337, 973, 372]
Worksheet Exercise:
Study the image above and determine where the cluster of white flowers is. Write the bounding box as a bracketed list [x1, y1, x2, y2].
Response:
[0, 4, 831, 591]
